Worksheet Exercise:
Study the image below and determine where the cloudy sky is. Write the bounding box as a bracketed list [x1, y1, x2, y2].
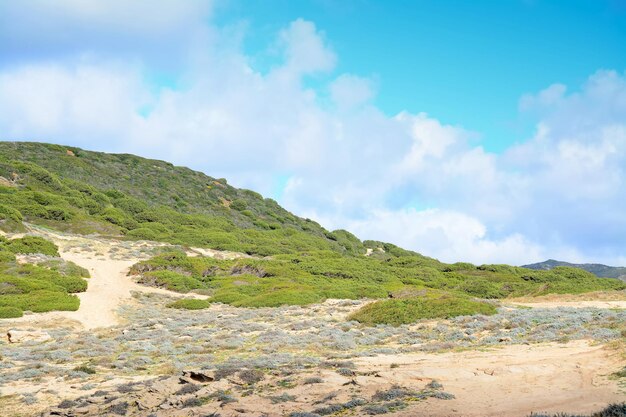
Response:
[1, 0, 626, 266]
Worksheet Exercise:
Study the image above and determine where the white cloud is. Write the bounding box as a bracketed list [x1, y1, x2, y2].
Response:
[330, 74, 375, 110]
[277, 19, 336, 76]
[0, 0, 212, 36]
[0, 62, 147, 148]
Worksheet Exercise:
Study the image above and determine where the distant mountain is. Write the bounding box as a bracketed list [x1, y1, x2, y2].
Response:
[523, 259, 626, 281]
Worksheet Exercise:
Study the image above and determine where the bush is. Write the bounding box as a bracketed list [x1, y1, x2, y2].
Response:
[0, 249, 15, 263]
[0, 290, 79, 312]
[166, 299, 211, 310]
[138, 271, 205, 293]
[348, 293, 497, 326]
[0, 204, 23, 222]
[0, 306, 23, 318]
[230, 199, 247, 211]
[4, 236, 59, 256]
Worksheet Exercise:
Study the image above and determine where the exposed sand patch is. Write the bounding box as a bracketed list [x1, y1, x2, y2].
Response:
[509, 300, 626, 309]
[505, 291, 626, 309]
[7, 228, 209, 330]
[357, 340, 625, 417]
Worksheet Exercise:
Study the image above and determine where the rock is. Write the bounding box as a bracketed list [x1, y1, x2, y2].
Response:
[181, 370, 215, 383]
[7, 329, 51, 343]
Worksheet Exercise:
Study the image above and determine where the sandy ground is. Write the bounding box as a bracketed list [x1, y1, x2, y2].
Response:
[509, 300, 626, 309]
[365, 340, 625, 417]
[8, 340, 623, 417]
[8, 231, 207, 330]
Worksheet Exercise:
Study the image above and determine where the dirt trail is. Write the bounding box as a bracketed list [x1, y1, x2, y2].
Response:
[10, 242, 207, 330]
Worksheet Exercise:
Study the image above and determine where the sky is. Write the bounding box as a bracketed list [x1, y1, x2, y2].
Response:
[0, 0, 625, 266]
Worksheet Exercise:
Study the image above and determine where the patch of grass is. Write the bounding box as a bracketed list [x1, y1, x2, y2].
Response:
[348, 292, 497, 326]
[166, 298, 211, 310]
[73, 365, 96, 375]
[268, 393, 296, 404]
[3, 236, 59, 256]
[303, 377, 323, 384]
[0, 306, 23, 318]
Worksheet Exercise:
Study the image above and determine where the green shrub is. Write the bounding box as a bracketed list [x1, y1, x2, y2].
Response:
[0, 290, 79, 312]
[348, 294, 497, 326]
[52, 275, 88, 293]
[139, 271, 205, 293]
[230, 199, 247, 211]
[166, 298, 211, 309]
[5, 236, 59, 256]
[0, 306, 23, 318]
[73, 365, 97, 374]
[0, 204, 23, 222]
[0, 249, 15, 263]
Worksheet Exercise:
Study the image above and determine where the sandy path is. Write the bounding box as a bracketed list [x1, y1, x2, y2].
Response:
[508, 300, 626, 309]
[9, 249, 207, 330]
[352, 340, 625, 417]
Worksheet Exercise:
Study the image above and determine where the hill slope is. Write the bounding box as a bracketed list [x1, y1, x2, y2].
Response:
[0, 141, 371, 256]
[523, 259, 626, 281]
[0, 141, 623, 315]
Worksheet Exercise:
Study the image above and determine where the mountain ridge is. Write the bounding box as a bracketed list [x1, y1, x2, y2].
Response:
[523, 259, 626, 281]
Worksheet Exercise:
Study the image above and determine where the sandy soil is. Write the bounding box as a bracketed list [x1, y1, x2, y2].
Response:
[8, 231, 207, 330]
[509, 300, 626, 309]
[11, 340, 623, 417]
[505, 291, 626, 309]
[364, 340, 625, 417]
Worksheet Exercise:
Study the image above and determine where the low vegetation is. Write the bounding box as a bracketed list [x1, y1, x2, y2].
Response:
[129, 250, 624, 324]
[166, 298, 211, 310]
[0, 142, 365, 256]
[348, 292, 497, 326]
[0, 236, 88, 316]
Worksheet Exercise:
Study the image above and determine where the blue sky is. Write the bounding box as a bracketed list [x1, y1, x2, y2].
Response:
[219, 0, 626, 151]
[0, 1, 625, 265]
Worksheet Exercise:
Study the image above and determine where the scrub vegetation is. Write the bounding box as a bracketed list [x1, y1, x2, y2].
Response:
[1, 142, 624, 325]
[129, 249, 623, 324]
[0, 236, 88, 316]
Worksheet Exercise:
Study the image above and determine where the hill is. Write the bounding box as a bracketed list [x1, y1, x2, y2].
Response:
[0, 141, 624, 318]
[523, 259, 626, 282]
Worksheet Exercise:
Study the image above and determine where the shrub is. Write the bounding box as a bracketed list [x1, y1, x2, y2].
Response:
[166, 299, 211, 310]
[0, 249, 15, 263]
[5, 236, 59, 256]
[348, 294, 497, 326]
[52, 275, 88, 293]
[0, 204, 23, 222]
[73, 365, 96, 374]
[0, 290, 79, 312]
[230, 199, 247, 211]
[139, 271, 205, 293]
[0, 306, 23, 318]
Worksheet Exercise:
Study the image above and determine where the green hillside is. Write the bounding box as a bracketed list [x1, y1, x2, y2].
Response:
[0, 142, 623, 323]
[0, 142, 366, 256]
